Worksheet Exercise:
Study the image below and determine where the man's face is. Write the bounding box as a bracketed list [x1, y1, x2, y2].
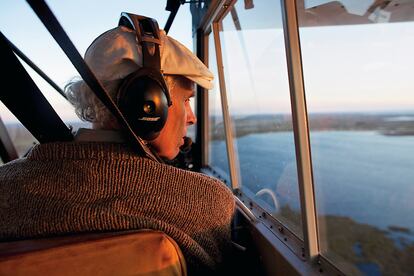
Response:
[150, 76, 196, 160]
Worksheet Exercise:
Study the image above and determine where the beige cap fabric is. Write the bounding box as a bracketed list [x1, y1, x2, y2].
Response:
[85, 26, 214, 89]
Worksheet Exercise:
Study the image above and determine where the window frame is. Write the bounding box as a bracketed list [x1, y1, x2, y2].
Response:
[195, 0, 344, 275]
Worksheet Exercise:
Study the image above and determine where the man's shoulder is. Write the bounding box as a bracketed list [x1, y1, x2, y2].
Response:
[0, 158, 30, 184]
[157, 160, 221, 183]
[154, 161, 234, 202]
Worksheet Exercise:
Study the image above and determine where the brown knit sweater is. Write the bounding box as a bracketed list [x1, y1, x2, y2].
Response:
[0, 142, 235, 274]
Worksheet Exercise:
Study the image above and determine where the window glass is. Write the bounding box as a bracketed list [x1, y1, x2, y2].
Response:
[208, 33, 231, 182]
[298, 1, 414, 274]
[0, 102, 38, 158]
[22, 64, 88, 132]
[219, 0, 302, 237]
[187, 98, 196, 141]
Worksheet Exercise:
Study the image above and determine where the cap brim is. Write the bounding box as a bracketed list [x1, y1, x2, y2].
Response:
[186, 76, 213, 90]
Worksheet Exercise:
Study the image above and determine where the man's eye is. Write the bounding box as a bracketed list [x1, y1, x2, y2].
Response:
[185, 98, 191, 103]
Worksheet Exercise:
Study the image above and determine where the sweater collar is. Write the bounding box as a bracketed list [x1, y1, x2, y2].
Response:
[74, 128, 126, 143]
[26, 142, 142, 161]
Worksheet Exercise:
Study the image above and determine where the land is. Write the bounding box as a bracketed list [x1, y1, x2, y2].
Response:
[4, 113, 414, 149]
[210, 113, 414, 140]
[278, 205, 414, 276]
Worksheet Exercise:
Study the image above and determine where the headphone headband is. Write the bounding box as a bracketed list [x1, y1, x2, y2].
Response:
[119, 12, 161, 71]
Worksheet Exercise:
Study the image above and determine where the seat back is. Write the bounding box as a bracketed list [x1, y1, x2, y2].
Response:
[0, 230, 186, 276]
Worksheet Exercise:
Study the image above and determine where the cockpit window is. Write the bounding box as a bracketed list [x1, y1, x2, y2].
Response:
[298, 1, 414, 274]
[218, 0, 303, 238]
[0, 102, 38, 159]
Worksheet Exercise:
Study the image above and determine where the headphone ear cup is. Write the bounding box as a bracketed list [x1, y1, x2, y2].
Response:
[118, 72, 169, 141]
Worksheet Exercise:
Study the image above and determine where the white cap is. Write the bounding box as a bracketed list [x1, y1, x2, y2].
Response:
[85, 26, 214, 89]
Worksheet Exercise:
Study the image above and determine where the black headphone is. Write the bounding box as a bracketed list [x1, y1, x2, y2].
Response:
[117, 13, 172, 141]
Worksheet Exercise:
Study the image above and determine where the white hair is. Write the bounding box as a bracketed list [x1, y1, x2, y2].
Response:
[65, 75, 177, 129]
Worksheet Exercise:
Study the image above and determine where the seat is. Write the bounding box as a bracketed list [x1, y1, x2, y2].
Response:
[0, 230, 187, 276]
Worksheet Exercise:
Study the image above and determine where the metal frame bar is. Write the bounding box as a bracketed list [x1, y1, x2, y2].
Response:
[212, 21, 240, 190]
[199, 0, 226, 32]
[280, 0, 319, 260]
[164, 0, 181, 34]
[199, 0, 236, 33]
[247, 218, 317, 276]
[234, 184, 305, 258]
[195, 28, 209, 168]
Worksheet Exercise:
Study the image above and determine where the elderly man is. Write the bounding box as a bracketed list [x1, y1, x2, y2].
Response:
[0, 14, 235, 275]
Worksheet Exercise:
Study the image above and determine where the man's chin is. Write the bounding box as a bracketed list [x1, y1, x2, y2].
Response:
[159, 149, 180, 161]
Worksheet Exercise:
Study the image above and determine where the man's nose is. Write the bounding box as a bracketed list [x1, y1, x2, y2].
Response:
[187, 107, 197, 126]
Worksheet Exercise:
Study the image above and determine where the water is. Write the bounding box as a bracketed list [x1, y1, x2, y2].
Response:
[356, 263, 381, 276]
[211, 131, 414, 234]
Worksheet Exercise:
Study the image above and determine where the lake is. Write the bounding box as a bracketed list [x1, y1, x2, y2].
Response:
[210, 131, 414, 235]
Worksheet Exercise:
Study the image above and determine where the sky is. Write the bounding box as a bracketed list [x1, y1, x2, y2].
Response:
[1, 0, 413, 123]
[208, 0, 414, 115]
[213, 22, 414, 115]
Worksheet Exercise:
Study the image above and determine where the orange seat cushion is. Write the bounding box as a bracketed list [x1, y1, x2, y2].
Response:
[0, 230, 187, 276]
